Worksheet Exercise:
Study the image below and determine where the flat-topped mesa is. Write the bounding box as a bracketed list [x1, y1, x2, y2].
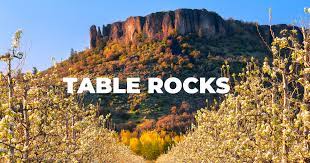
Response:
[90, 9, 227, 49]
[90, 8, 303, 49]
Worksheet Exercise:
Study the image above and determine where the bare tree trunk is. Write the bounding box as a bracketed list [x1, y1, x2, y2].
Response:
[271, 83, 276, 157]
[22, 88, 30, 162]
[302, 27, 309, 161]
[281, 72, 288, 163]
[7, 57, 16, 163]
[72, 115, 76, 140]
[65, 110, 70, 160]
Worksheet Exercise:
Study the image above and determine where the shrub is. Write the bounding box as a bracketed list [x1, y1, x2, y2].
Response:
[119, 130, 182, 160]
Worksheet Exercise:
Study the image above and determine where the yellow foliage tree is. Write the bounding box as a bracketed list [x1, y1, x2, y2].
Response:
[130, 137, 142, 154]
[120, 129, 181, 160]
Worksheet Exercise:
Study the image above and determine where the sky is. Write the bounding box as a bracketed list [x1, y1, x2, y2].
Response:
[0, 0, 309, 71]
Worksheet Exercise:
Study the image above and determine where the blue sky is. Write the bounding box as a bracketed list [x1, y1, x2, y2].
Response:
[0, 0, 308, 71]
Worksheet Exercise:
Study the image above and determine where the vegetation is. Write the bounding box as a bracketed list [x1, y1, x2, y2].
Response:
[120, 130, 183, 160]
[117, 101, 191, 160]
[1, 10, 308, 162]
[157, 28, 309, 162]
[47, 29, 265, 132]
[0, 31, 145, 162]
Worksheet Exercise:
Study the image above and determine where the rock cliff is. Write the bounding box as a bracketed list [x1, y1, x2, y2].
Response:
[90, 8, 300, 49]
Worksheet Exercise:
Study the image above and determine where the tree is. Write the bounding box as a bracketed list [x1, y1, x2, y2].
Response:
[0, 30, 24, 162]
[32, 67, 38, 74]
[158, 27, 309, 162]
[0, 31, 145, 162]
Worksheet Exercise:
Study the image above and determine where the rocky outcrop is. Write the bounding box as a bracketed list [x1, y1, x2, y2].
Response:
[90, 25, 97, 49]
[123, 16, 145, 42]
[90, 9, 228, 48]
[90, 8, 301, 49]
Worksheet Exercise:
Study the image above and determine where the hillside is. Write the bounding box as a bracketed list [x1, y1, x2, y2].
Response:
[46, 8, 300, 132]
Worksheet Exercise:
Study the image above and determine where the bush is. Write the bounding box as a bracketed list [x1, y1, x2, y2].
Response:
[119, 130, 182, 160]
